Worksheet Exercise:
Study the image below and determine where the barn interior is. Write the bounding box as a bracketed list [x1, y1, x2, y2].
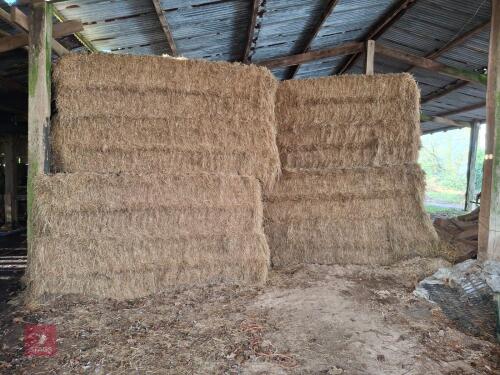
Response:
[0, 0, 499, 373]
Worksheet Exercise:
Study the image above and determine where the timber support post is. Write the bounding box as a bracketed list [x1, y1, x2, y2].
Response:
[465, 121, 480, 211]
[479, 0, 500, 261]
[4, 134, 18, 228]
[27, 1, 52, 249]
[364, 40, 375, 75]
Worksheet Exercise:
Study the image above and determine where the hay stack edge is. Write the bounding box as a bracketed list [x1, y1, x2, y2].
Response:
[265, 74, 439, 267]
[27, 54, 279, 301]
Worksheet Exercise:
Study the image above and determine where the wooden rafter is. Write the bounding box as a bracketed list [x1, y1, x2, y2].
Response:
[375, 44, 487, 85]
[9, 6, 68, 56]
[437, 102, 486, 117]
[425, 20, 490, 61]
[288, 0, 340, 79]
[421, 80, 469, 104]
[410, 21, 491, 104]
[420, 113, 471, 128]
[243, 0, 261, 63]
[255, 41, 486, 84]
[0, 19, 82, 54]
[52, 7, 96, 53]
[151, 0, 177, 56]
[256, 42, 363, 69]
[335, 0, 417, 75]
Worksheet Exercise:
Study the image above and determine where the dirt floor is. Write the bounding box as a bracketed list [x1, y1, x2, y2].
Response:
[0, 257, 499, 374]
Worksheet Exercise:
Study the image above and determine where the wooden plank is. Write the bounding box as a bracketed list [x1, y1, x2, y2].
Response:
[421, 80, 469, 104]
[426, 21, 490, 61]
[10, 6, 68, 56]
[3, 135, 17, 228]
[364, 40, 375, 75]
[495, 293, 500, 342]
[151, 0, 177, 56]
[0, 19, 82, 54]
[409, 22, 490, 103]
[335, 0, 417, 75]
[256, 42, 363, 69]
[52, 7, 96, 53]
[479, 0, 500, 261]
[420, 113, 471, 128]
[438, 102, 486, 117]
[375, 44, 487, 85]
[455, 227, 479, 240]
[0, 8, 28, 52]
[243, 0, 261, 63]
[28, 1, 52, 253]
[288, 0, 340, 78]
[465, 121, 480, 211]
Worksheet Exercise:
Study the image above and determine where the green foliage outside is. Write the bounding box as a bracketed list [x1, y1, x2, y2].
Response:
[418, 125, 485, 214]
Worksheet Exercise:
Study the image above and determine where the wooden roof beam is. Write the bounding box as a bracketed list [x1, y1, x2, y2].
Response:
[335, 0, 418, 75]
[409, 21, 490, 103]
[437, 102, 486, 117]
[256, 42, 363, 69]
[425, 20, 490, 61]
[421, 80, 469, 104]
[151, 0, 177, 56]
[243, 0, 262, 63]
[0, 19, 82, 54]
[288, 0, 340, 79]
[375, 44, 487, 85]
[9, 6, 68, 56]
[420, 113, 471, 128]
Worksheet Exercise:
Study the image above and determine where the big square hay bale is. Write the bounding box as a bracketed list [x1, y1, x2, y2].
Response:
[264, 165, 438, 267]
[52, 54, 280, 190]
[276, 73, 420, 169]
[27, 173, 269, 300]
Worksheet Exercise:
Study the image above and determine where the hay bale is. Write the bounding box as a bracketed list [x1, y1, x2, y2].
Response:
[264, 165, 438, 267]
[29, 233, 269, 300]
[266, 165, 425, 199]
[266, 216, 438, 267]
[265, 74, 437, 267]
[52, 54, 280, 189]
[276, 74, 420, 169]
[27, 173, 269, 300]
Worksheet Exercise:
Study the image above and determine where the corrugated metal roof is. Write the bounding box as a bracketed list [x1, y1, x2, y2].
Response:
[0, 0, 493, 132]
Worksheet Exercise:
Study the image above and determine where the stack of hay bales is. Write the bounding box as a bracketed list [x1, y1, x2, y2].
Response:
[265, 74, 438, 267]
[27, 54, 279, 300]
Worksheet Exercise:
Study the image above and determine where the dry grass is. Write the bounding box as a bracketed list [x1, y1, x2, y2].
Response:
[267, 74, 437, 267]
[266, 165, 426, 199]
[276, 73, 420, 169]
[54, 53, 275, 96]
[266, 215, 438, 267]
[265, 165, 438, 267]
[52, 53, 280, 190]
[27, 173, 269, 301]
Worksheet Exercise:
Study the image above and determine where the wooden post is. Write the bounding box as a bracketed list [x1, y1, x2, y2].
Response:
[364, 40, 375, 75]
[28, 1, 52, 246]
[465, 121, 480, 211]
[495, 292, 500, 342]
[479, 1, 500, 261]
[4, 135, 18, 228]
